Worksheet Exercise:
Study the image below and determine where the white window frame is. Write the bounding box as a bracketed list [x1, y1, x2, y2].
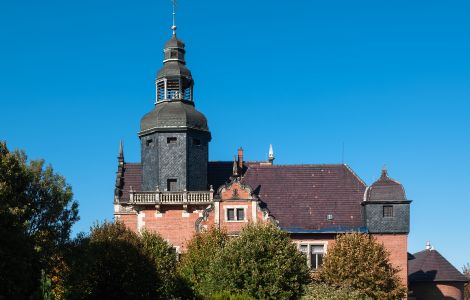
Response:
[224, 205, 248, 223]
[297, 243, 326, 271]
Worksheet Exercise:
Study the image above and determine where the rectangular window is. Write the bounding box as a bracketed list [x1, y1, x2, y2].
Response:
[193, 138, 201, 146]
[167, 179, 177, 191]
[383, 205, 393, 218]
[167, 137, 177, 144]
[227, 208, 235, 221]
[299, 244, 325, 271]
[236, 208, 245, 221]
[310, 245, 324, 271]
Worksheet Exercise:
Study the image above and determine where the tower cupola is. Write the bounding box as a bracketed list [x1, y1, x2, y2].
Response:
[138, 6, 211, 192]
[155, 31, 193, 102]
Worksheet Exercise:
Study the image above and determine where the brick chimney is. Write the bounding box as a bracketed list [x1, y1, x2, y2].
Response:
[238, 147, 244, 169]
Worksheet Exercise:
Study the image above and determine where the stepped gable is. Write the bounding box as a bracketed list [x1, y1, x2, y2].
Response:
[240, 163, 367, 231]
[409, 249, 469, 283]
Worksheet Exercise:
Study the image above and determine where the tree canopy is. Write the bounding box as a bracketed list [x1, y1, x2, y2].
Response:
[179, 223, 311, 299]
[318, 232, 406, 300]
[0, 141, 79, 299]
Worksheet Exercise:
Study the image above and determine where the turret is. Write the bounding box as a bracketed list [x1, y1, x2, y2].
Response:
[362, 167, 411, 234]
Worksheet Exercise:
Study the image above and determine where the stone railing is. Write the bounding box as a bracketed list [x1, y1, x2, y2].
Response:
[129, 190, 213, 205]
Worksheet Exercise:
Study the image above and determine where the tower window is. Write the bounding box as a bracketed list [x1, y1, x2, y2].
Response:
[383, 205, 393, 218]
[167, 137, 177, 144]
[146, 139, 153, 146]
[193, 138, 201, 146]
[167, 179, 177, 191]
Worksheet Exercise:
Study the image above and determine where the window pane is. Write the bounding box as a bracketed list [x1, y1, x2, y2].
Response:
[299, 245, 308, 254]
[311, 245, 324, 254]
[318, 254, 323, 268]
[236, 208, 245, 221]
[227, 209, 235, 221]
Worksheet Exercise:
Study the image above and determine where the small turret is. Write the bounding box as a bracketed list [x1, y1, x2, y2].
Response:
[362, 166, 411, 234]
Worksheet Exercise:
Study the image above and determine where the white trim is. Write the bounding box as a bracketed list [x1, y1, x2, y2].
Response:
[251, 201, 257, 223]
[215, 202, 220, 225]
[137, 211, 145, 232]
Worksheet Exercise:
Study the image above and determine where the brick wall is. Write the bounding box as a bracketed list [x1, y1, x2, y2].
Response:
[374, 234, 408, 290]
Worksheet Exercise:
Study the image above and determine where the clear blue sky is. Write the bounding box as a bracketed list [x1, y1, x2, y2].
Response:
[1, 0, 469, 270]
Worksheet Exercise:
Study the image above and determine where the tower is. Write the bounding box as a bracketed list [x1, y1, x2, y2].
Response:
[139, 22, 211, 192]
[363, 167, 411, 234]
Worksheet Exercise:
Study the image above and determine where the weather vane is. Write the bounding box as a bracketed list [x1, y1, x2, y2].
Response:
[171, 0, 177, 35]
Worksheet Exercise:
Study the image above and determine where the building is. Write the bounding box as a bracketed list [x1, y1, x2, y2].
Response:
[113, 23, 411, 288]
[408, 242, 469, 300]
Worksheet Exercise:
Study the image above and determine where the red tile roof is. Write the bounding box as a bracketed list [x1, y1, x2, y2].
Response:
[120, 163, 142, 202]
[240, 164, 366, 230]
[119, 162, 367, 230]
[409, 249, 469, 283]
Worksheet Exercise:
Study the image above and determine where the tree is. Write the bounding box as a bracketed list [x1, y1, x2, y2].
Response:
[141, 230, 179, 298]
[0, 141, 79, 298]
[178, 226, 228, 297]
[211, 223, 311, 299]
[463, 263, 470, 300]
[318, 232, 406, 300]
[302, 283, 367, 300]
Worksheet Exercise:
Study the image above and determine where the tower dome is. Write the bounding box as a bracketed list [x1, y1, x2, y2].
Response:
[366, 168, 407, 201]
[140, 100, 209, 134]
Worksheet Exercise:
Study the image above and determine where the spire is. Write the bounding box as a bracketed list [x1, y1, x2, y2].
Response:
[232, 155, 239, 177]
[118, 140, 124, 164]
[268, 144, 275, 164]
[171, 0, 177, 35]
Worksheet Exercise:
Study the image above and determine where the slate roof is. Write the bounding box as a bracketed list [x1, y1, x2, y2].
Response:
[366, 169, 406, 201]
[118, 162, 367, 230]
[408, 249, 469, 283]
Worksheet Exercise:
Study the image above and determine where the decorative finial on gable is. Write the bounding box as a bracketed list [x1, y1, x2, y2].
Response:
[268, 144, 275, 164]
[118, 140, 124, 164]
[232, 155, 239, 177]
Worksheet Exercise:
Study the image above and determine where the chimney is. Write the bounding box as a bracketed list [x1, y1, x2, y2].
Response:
[238, 147, 244, 169]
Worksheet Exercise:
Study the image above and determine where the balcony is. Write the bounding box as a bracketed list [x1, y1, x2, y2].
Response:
[129, 190, 213, 205]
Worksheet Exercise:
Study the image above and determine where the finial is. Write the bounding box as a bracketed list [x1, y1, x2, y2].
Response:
[118, 140, 124, 163]
[232, 155, 239, 176]
[426, 241, 432, 251]
[171, 0, 177, 35]
[381, 164, 388, 178]
[268, 144, 275, 164]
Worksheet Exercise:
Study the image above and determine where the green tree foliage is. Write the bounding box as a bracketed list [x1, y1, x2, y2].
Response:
[65, 222, 160, 299]
[210, 291, 255, 300]
[213, 223, 311, 299]
[318, 232, 406, 300]
[0, 141, 79, 299]
[180, 224, 310, 299]
[141, 230, 179, 298]
[178, 226, 228, 297]
[302, 283, 367, 300]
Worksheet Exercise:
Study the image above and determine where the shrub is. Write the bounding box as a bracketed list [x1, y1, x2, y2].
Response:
[318, 232, 406, 300]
